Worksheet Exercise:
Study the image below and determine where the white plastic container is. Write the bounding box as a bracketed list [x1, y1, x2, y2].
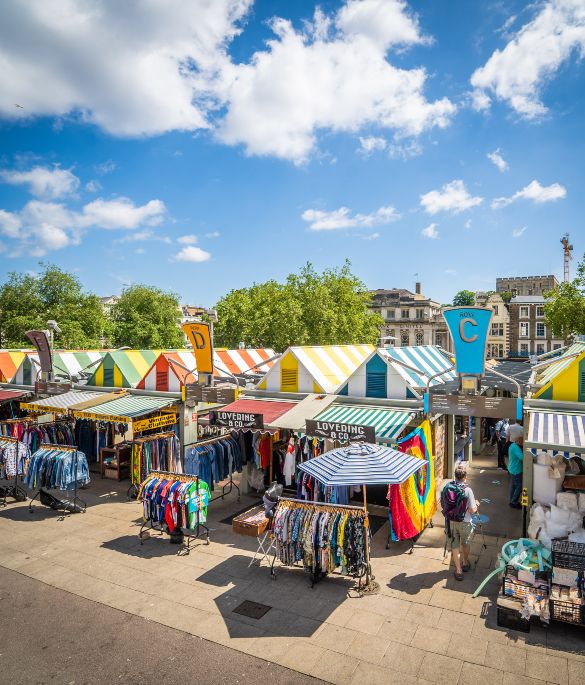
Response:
[533, 462, 565, 506]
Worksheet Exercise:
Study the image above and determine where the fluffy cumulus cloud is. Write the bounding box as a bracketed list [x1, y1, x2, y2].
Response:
[0, 0, 253, 136]
[487, 149, 508, 172]
[177, 234, 198, 244]
[471, 0, 585, 118]
[492, 180, 567, 208]
[302, 204, 399, 231]
[0, 165, 79, 199]
[420, 180, 483, 215]
[218, 2, 455, 162]
[174, 246, 212, 263]
[421, 223, 438, 239]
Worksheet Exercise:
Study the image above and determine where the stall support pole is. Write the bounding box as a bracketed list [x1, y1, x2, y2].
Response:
[359, 484, 379, 595]
[269, 434, 273, 484]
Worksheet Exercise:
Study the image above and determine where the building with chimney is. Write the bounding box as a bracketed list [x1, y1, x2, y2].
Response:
[369, 283, 453, 352]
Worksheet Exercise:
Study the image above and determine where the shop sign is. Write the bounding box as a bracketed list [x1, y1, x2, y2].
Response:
[182, 322, 214, 374]
[184, 383, 236, 404]
[305, 419, 376, 443]
[426, 393, 522, 420]
[211, 411, 263, 429]
[34, 380, 72, 395]
[25, 330, 53, 374]
[197, 424, 230, 439]
[442, 307, 492, 377]
[132, 413, 178, 433]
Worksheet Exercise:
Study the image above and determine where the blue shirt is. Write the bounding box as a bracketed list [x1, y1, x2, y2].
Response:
[508, 442, 523, 476]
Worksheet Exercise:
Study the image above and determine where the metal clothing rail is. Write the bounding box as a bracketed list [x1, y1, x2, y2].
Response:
[28, 443, 86, 516]
[138, 469, 210, 555]
[185, 435, 241, 504]
[0, 436, 28, 506]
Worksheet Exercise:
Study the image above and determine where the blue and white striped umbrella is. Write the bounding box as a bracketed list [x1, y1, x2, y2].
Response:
[297, 442, 424, 487]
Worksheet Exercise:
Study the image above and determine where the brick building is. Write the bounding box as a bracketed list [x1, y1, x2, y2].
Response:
[508, 295, 564, 358]
[496, 275, 558, 296]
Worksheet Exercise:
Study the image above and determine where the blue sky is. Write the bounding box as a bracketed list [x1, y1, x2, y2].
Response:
[0, 0, 584, 306]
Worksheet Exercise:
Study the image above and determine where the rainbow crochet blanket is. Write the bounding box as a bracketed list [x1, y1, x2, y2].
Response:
[387, 419, 437, 541]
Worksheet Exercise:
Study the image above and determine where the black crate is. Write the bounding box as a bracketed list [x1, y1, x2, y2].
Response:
[497, 605, 530, 632]
[550, 599, 584, 625]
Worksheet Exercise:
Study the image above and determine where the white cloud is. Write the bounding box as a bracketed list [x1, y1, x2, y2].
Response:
[114, 229, 171, 245]
[388, 139, 422, 160]
[420, 180, 483, 215]
[175, 246, 212, 263]
[492, 180, 567, 208]
[0, 196, 166, 256]
[302, 204, 399, 231]
[216, 4, 455, 162]
[85, 179, 102, 192]
[421, 223, 438, 239]
[177, 234, 198, 245]
[204, 231, 221, 238]
[0, 165, 79, 199]
[512, 226, 527, 237]
[471, 0, 585, 118]
[358, 136, 387, 156]
[487, 149, 508, 172]
[95, 160, 117, 175]
[0, 0, 252, 136]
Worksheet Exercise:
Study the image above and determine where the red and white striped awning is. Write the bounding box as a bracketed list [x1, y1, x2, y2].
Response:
[214, 349, 277, 376]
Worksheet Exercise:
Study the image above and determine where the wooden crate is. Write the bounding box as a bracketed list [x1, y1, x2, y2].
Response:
[232, 505, 269, 537]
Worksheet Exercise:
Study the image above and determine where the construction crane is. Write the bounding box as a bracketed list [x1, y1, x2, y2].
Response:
[561, 233, 573, 282]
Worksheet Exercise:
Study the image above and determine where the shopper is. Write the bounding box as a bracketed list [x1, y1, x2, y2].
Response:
[441, 466, 478, 581]
[495, 417, 510, 469]
[508, 433, 524, 509]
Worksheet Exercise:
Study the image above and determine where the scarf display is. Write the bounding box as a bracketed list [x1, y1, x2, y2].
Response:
[387, 420, 437, 541]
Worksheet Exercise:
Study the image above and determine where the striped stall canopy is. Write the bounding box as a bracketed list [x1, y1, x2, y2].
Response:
[380, 345, 456, 389]
[138, 351, 197, 391]
[21, 389, 106, 413]
[298, 442, 425, 486]
[214, 348, 277, 376]
[86, 350, 160, 388]
[291, 345, 374, 393]
[0, 351, 26, 383]
[73, 394, 176, 422]
[313, 404, 414, 440]
[534, 343, 585, 388]
[11, 351, 106, 385]
[526, 411, 585, 455]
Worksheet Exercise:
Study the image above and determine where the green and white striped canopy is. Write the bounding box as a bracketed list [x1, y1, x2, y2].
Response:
[313, 404, 415, 440]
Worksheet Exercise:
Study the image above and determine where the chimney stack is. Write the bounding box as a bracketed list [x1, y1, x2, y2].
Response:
[415, 282, 421, 295]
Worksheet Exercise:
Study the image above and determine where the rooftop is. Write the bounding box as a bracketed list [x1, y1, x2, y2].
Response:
[510, 295, 545, 304]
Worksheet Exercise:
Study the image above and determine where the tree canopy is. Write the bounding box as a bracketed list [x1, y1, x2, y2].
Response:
[452, 290, 475, 307]
[0, 264, 108, 348]
[110, 285, 183, 348]
[214, 261, 383, 351]
[544, 254, 585, 340]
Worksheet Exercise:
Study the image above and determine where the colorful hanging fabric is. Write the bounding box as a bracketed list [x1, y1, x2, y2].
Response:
[386, 419, 437, 541]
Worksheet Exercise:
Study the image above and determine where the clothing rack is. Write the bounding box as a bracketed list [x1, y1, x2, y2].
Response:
[186, 435, 241, 504]
[132, 431, 176, 442]
[28, 443, 86, 516]
[0, 436, 28, 505]
[138, 469, 210, 555]
[128, 432, 181, 498]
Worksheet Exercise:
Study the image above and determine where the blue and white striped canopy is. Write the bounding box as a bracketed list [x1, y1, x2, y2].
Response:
[527, 411, 585, 457]
[297, 442, 424, 486]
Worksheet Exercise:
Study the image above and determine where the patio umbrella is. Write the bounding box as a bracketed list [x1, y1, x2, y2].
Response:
[297, 442, 425, 592]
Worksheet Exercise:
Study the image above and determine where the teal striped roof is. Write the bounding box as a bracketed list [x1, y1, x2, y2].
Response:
[76, 394, 175, 419]
[535, 343, 585, 388]
[313, 404, 414, 440]
[381, 345, 456, 389]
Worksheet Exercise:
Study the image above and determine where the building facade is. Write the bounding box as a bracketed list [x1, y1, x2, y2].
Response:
[369, 283, 453, 352]
[496, 275, 558, 296]
[508, 295, 564, 358]
[475, 292, 510, 359]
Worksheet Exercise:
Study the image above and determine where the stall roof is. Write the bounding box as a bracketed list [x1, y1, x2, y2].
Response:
[215, 348, 277, 376]
[525, 410, 585, 454]
[0, 351, 26, 383]
[0, 388, 29, 404]
[73, 394, 176, 421]
[86, 350, 160, 388]
[380, 345, 456, 389]
[312, 403, 416, 441]
[215, 398, 296, 426]
[272, 393, 337, 431]
[531, 343, 585, 397]
[433, 359, 532, 395]
[21, 389, 106, 412]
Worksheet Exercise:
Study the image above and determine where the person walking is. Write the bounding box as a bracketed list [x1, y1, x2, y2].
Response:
[495, 417, 510, 469]
[508, 432, 524, 509]
[441, 466, 478, 581]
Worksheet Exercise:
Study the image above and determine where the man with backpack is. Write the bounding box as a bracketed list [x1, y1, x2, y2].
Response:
[441, 465, 478, 581]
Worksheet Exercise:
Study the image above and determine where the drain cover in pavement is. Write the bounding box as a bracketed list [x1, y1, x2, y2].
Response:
[233, 600, 272, 620]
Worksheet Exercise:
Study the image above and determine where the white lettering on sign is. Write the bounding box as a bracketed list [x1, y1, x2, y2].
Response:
[316, 421, 367, 436]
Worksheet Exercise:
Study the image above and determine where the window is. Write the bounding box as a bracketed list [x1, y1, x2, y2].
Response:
[520, 343, 529, 355]
[400, 331, 409, 347]
[536, 306, 544, 318]
[491, 323, 504, 336]
[415, 309, 424, 320]
[435, 333, 443, 347]
[536, 322, 545, 337]
[401, 309, 410, 319]
[520, 306, 529, 318]
[415, 331, 424, 346]
[536, 343, 545, 355]
[493, 305, 499, 315]
[520, 322, 529, 337]
[553, 343, 562, 350]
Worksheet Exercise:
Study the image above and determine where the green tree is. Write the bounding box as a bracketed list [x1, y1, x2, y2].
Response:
[110, 285, 183, 348]
[214, 261, 383, 350]
[499, 290, 513, 304]
[0, 264, 108, 348]
[452, 290, 476, 306]
[544, 255, 585, 340]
